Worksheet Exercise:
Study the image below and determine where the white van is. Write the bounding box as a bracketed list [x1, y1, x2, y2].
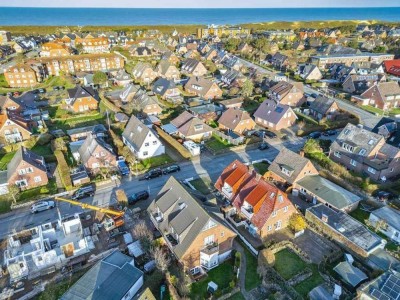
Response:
[31, 200, 55, 213]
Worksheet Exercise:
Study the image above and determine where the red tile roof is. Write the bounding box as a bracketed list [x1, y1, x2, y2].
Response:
[384, 60, 400, 76]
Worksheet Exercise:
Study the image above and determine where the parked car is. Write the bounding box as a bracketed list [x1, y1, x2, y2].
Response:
[38, 88, 46, 94]
[128, 190, 149, 204]
[258, 143, 270, 150]
[71, 185, 95, 200]
[144, 168, 162, 180]
[31, 200, 55, 213]
[373, 190, 395, 202]
[262, 130, 277, 138]
[308, 131, 321, 139]
[322, 129, 337, 136]
[117, 160, 130, 176]
[162, 165, 181, 174]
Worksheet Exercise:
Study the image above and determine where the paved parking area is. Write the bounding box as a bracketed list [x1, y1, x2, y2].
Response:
[294, 229, 340, 264]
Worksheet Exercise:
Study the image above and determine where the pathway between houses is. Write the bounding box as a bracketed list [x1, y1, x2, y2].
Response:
[233, 240, 253, 300]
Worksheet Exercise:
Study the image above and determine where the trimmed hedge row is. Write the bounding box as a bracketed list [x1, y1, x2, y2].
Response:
[54, 150, 73, 190]
[155, 127, 191, 160]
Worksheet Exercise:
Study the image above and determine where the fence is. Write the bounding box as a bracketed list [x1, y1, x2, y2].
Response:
[213, 131, 244, 146]
[225, 218, 259, 256]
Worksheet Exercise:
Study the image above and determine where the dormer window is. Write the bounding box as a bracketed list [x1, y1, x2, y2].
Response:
[359, 149, 366, 156]
[194, 124, 203, 131]
[342, 143, 354, 152]
[368, 139, 375, 145]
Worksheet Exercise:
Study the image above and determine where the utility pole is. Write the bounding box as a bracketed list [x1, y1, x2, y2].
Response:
[106, 109, 111, 131]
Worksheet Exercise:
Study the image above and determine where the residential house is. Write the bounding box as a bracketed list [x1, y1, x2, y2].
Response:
[220, 69, 246, 87]
[352, 81, 400, 110]
[77, 134, 117, 173]
[131, 89, 162, 115]
[122, 115, 165, 159]
[269, 52, 289, 70]
[197, 25, 250, 38]
[372, 118, 400, 148]
[40, 42, 72, 57]
[75, 36, 110, 53]
[181, 59, 207, 77]
[61, 251, 143, 300]
[296, 64, 323, 81]
[329, 64, 356, 83]
[383, 59, 400, 77]
[156, 61, 180, 80]
[310, 53, 394, 70]
[268, 148, 319, 185]
[215, 160, 297, 238]
[237, 43, 253, 54]
[106, 83, 141, 106]
[148, 176, 236, 275]
[309, 96, 340, 121]
[66, 124, 107, 142]
[218, 108, 256, 135]
[184, 76, 222, 100]
[329, 123, 400, 181]
[254, 99, 297, 131]
[131, 62, 157, 84]
[162, 51, 180, 65]
[217, 98, 244, 109]
[169, 111, 213, 141]
[65, 86, 98, 113]
[2, 147, 48, 192]
[187, 103, 223, 123]
[342, 74, 386, 94]
[222, 56, 243, 71]
[369, 206, 400, 244]
[269, 81, 305, 107]
[0, 96, 22, 112]
[306, 204, 385, 257]
[358, 269, 400, 300]
[111, 69, 132, 86]
[152, 78, 182, 102]
[37, 53, 124, 76]
[0, 111, 33, 144]
[204, 48, 218, 61]
[4, 64, 43, 88]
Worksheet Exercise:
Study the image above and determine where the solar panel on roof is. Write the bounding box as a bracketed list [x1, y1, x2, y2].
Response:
[274, 107, 284, 113]
[371, 289, 390, 300]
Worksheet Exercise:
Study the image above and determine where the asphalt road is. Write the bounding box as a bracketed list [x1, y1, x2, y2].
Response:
[238, 57, 382, 130]
[0, 137, 308, 240]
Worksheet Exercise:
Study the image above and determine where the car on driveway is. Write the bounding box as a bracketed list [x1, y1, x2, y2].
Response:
[144, 168, 162, 180]
[373, 190, 395, 202]
[71, 185, 95, 200]
[308, 131, 321, 139]
[322, 129, 337, 136]
[31, 200, 55, 213]
[128, 190, 149, 204]
[162, 165, 181, 174]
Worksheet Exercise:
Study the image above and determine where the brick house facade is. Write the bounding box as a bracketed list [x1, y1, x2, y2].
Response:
[4, 64, 43, 88]
[66, 86, 98, 113]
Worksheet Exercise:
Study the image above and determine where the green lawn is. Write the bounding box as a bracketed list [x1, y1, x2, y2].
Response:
[243, 99, 261, 114]
[227, 292, 246, 300]
[140, 154, 174, 170]
[0, 73, 9, 88]
[190, 260, 235, 300]
[206, 135, 232, 152]
[31, 144, 54, 157]
[349, 207, 370, 225]
[190, 177, 212, 195]
[48, 113, 106, 131]
[0, 151, 16, 170]
[389, 108, 400, 116]
[0, 199, 11, 214]
[360, 105, 384, 115]
[274, 249, 307, 280]
[253, 162, 270, 176]
[242, 243, 262, 291]
[293, 265, 324, 298]
[18, 179, 58, 201]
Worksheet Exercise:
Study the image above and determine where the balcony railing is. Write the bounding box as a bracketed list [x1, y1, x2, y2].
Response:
[201, 242, 219, 256]
[241, 206, 254, 220]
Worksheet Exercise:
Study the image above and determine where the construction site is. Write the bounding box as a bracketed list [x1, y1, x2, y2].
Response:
[0, 191, 151, 299]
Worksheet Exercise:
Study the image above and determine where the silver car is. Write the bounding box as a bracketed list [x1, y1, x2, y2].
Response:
[31, 200, 55, 213]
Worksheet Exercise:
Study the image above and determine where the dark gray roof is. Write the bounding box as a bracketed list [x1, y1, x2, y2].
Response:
[78, 134, 114, 165]
[67, 85, 96, 100]
[297, 175, 361, 210]
[153, 78, 177, 96]
[122, 115, 152, 151]
[0, 170, 8, 185]
[334, 261, 368, 287]
[307, 204, 383, 252]
[61, 251, 143, 300]
[7, 147, 46, 180]
[66, 124, 106, 137]
[148, 177, 229, 259]
[254, 99, 296, 125]
[309, 96, 336, 115]
[268, 148, 316, 184]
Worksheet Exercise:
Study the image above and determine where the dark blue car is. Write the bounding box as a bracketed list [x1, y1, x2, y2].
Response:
[118, 160, 130, 176]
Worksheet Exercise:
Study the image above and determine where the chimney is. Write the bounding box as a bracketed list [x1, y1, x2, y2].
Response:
[299, 150, 305, 157]
[321, 214, 328, 223]
[248, 164, 255, 175]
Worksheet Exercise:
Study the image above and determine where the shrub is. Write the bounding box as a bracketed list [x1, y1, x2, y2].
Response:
[54, 150, 73, 190]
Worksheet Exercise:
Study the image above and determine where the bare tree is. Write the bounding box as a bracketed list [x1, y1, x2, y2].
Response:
[132, 221, 153, 252]
[8, 184, 20, 204]
[152, 246, 170, 274]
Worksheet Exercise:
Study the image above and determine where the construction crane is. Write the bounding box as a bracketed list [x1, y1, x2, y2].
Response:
[54, 197, 125, 231]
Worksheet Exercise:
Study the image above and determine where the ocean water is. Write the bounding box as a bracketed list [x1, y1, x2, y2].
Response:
[0, 7, 399, 26]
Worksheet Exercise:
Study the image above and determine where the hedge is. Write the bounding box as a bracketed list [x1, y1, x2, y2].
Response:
[155, 127, 191, 159]
[54, 150, 73, 190]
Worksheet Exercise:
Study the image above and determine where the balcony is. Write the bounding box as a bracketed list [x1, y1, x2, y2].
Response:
[5, 133, 23, 143]
[222, 185, 233, 199]
[241, 206, 254, 220]
[201, 242, 219, 256]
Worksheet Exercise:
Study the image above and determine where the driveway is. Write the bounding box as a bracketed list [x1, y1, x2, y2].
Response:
[294, 229, 340, 264]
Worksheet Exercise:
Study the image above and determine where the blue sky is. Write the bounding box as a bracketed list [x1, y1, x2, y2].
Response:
[2, 0, 399, 8]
